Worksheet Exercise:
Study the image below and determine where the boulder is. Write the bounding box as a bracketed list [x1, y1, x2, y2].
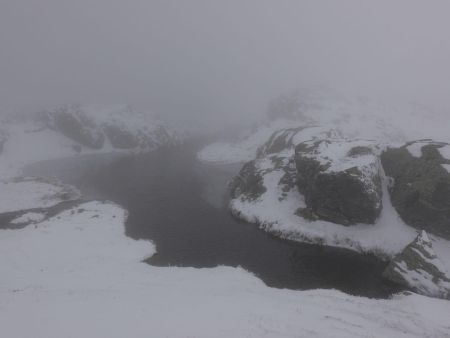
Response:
[381, 140, 450, 239]
[383, 230, 450, 299]
[295, 139, 382, 225]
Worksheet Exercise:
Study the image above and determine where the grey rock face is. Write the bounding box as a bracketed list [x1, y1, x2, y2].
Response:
[102, 123, 139, 149]
[383, 230, 450, 299]
[381, 141, 450, 239]
[43, 105, 105, 149]
[295, 139, 382, 225]
[230, 160, 267, 201]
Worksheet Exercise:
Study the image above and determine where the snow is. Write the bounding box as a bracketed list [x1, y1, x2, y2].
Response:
[231, 157, 415, 257]
[10, 211, 46, 224]
[0, 106, 182, 179]
[406, 142, 425, 158]
[0, 177, 80, 213]
[198, 89, 450, 166]
[441, 164, 450, 173]
[203, 89, 450, 260]
[438, 145, 450, 160]
[0, 120, 118, 179]
[2, 201, 450, 337]
[197, 119, 294, 164]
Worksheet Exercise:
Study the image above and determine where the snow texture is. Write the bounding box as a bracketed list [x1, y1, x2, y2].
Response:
[0, 176, 80, 213]
[384, 231, 450, 299]
[2, 201, 450, 338]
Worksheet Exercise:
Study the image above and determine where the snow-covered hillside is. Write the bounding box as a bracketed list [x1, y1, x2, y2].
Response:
[0, 104, 183, 178]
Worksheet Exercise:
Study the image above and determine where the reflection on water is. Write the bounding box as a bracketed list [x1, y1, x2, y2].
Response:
[24, 145, 402, 298]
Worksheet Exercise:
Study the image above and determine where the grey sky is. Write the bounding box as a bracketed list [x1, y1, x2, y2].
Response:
[1, 0, 449, 127]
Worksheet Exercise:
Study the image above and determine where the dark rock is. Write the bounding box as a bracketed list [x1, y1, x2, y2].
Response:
[46, 105, 105, 149]
[230, 160, 267, 201]
[381, 140, 450, 239]
[383, 230, 450, 299]
[103, 123, 139, 149]
[295, 139, 382, 225]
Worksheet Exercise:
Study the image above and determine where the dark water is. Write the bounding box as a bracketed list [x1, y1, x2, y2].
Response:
[25, 144, 402, 298]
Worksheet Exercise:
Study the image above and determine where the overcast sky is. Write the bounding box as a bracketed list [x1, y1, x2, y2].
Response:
[1, 0, 449, 126]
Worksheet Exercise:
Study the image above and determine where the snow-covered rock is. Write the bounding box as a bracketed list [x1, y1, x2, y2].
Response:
[295, 139, 382, 225]
[383, 231, 450, 299]
[211, 88, 450, 258]
[381, 140, 450, 239]
[0, 104, 183, 179]
[38, 104, 182, 151]
[39, 104, 105, 149]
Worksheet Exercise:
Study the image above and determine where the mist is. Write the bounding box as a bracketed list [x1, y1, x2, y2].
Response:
[1, 0, 450, 127]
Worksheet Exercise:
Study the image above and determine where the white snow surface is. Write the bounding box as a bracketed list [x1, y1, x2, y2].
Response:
[2, 201, 450, 338]
[0, 177, 80, 213]
[439, 145, 450, 160]
[10, 211, 46, 224]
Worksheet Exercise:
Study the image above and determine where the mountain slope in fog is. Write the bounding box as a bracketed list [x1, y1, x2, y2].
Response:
[0, 104, 182, 178]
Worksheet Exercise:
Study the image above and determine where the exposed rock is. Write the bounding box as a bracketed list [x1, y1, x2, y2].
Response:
[230, 160, 267, 201]
[295, 139, 382, 225]
[381, 140, 450, 239]
[383, 230, 450, 299]
[34, 104, 182, 152]
[41, 104, 105, 149]
[102, 122, 139, 149]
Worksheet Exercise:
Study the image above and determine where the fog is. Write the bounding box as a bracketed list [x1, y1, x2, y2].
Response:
[1, 0, 450, 128]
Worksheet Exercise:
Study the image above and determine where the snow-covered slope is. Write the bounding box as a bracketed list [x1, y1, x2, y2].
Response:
[198, 88, 449, 165]
[2, 200, 450, 338]
[0, 104, 182, 178]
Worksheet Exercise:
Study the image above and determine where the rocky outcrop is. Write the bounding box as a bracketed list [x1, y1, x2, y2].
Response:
[295, 139, 382, 225]
[102, 122, 139, 149]
[230, 160, 267, 201]
[41, 104, 105, 149]
[35, 104, 181, 152]
[381, 141, 450, 239]
[383, 231, 450, 299]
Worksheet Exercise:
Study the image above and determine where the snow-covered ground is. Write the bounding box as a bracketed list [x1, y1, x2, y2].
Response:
[2, 200, 450, 337]
[0, 176, 80, 213]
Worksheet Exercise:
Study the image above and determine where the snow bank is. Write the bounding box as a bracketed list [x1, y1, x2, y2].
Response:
[0, 176, 80, 213]
[2, 201, 450, 338]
